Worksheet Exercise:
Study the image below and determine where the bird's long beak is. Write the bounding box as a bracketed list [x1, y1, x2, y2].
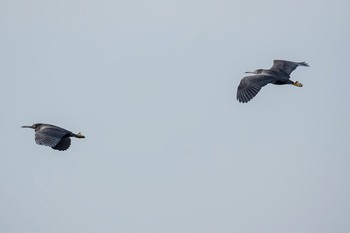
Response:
[21, 125, 34, 129]
[245, 71, 254, 74]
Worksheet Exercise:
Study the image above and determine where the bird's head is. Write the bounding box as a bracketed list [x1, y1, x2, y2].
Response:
[245, 69, 263, 74]
[21, 123, 44, 131]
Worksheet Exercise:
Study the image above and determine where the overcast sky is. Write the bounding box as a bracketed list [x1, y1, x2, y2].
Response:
[1, 0, 350, 232]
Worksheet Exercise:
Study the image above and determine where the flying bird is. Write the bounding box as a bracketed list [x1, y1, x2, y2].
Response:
[237, 60, 309, 103]
[22, 123, 85, 151]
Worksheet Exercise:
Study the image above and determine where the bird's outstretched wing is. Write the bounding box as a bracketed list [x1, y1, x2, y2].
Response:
[271, 60, 309, 75]
[52, 138, 71, 151]
[35, 131, 62, 148]
[34, 127, 69, 148]
[237, 75, 276, 103]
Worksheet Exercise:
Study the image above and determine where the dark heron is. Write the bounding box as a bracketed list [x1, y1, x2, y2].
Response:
[237, 60, 309, 103]
[22, 123, 85, 151]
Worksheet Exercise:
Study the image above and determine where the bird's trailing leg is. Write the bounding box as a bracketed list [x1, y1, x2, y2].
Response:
[75, 132, 85, 138]
[293, 81, 303, 87]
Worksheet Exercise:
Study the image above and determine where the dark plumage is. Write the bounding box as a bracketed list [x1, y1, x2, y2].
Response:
[22, 123, 85, 151]
[237, 60, 309, 103]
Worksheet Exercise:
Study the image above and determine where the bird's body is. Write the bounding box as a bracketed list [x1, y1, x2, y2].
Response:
[237, 60, 309, 103]
[22, 123, 85, 151]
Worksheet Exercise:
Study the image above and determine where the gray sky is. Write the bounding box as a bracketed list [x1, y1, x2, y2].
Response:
[1, 0, 350, 232]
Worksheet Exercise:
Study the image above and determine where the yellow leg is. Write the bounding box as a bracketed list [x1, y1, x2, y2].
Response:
[76, 132, 85, 138]
[293, 81, 303, 87]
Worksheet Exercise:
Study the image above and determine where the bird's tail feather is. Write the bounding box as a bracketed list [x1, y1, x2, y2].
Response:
[75, 132, 85, 138]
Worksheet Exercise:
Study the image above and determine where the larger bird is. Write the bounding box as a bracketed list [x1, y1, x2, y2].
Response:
[22, 123, 85, 151]
[237, 60, 309, 103]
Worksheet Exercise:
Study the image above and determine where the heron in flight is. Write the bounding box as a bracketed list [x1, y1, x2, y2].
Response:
[237, 60, 309, 103]
[22, 123, 85, 151]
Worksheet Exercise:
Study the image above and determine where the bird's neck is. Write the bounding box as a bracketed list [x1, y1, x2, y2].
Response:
[260, 69, 273, 75]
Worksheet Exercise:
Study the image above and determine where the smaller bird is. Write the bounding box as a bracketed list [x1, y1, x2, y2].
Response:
[237, 60, 309, 103]
[22, 123, 85, 151]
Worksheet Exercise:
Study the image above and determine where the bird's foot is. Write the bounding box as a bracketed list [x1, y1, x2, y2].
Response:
[76, 132, 85, 138]
[293, 81, 303, 87]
